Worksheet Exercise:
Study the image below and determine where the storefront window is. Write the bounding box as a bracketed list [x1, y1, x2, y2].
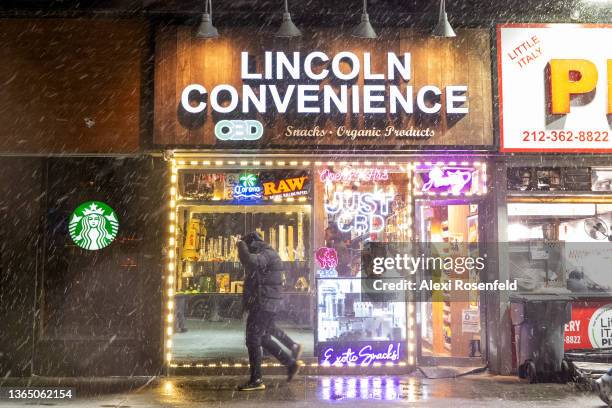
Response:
[165, 158, 488, 367]
[508, 201, 612, 294]
[170, 164, 314, 361]
[313, 163, 413, 366]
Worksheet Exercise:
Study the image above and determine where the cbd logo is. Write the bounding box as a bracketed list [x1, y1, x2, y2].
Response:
[549, 59, 612, 114]
[214, 120, 263, 141]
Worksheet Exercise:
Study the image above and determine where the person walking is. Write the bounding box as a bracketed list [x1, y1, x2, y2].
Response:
[236, 232, 303, 391]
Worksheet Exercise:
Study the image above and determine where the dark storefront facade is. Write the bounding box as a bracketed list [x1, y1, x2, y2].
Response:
[0, 7, 610, 378]
[153, 25, 495, 371]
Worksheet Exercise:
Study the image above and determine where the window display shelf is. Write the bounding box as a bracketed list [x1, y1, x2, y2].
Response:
[175, 291, 310, 295]
[186, 260, 309, 264]
[177, 203, 311, 213]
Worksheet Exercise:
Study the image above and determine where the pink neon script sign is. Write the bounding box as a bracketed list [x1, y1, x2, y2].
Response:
[421, 167, 472, 195]
[319, 168, 389, 183]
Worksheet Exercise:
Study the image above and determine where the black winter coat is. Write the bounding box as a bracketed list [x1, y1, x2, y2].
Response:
[237, 240, 284, 313]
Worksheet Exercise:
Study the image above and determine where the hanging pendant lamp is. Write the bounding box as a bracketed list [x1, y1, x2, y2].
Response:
[196, 0, 219, 39]
[275, 0, 302, 38]
[352, 0, 377, 39]
[432, 0, 456, 38]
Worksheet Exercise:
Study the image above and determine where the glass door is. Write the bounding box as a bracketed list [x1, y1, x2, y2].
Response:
[415, 200, 483, 361]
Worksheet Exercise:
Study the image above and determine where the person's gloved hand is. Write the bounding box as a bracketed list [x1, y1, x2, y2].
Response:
[242, 232, 262, 246]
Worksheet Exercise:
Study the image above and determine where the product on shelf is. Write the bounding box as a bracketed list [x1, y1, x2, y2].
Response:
[229, 235, 238, 261]
[182, 218, 200, 261]
[231, 281, 244, 293]
[295, 211, 305, 261]
[216, 273, 230, 293]
[269, 226, 277, 251]
[287, 225, 295, 261]
[213, 174, 225, 200]
[294, 276, 309, 291]
[256, 228, 265, 243]
[278, 225, 289, 261]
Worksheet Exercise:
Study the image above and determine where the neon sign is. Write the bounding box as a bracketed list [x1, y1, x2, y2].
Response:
[319, 168, 389, 183]
[233, 173, 263, 200]
[262, 176, 309, 199]
[316, 247, 338, 277]
[413, 163, 484, 196]
[321, 343, 402, 367]
[421, 167, 472, 195]
[325, 191, 394, 234]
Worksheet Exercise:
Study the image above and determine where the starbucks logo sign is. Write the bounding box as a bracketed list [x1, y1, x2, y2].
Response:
[69, 201, 119, 250]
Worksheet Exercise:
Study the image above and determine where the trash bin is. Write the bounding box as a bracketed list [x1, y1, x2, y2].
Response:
[510, 293, 573, 383]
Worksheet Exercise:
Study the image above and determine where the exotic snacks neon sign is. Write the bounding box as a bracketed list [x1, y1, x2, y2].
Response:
[321, 343, 402, 367]
[325, 191, 394, 234]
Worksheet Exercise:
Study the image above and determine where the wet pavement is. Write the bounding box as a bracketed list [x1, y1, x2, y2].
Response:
[0, 374, 604, 407]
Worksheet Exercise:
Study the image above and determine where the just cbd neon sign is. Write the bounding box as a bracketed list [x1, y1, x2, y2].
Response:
[325, 191, 394, 234]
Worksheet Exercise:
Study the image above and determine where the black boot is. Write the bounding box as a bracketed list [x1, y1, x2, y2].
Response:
[238, 378, 266, 391]
[291, 343, 303, 362]
[287, 361, 301, 382]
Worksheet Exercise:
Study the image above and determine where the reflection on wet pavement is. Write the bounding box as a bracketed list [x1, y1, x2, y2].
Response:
[150, 374, 599, 407]
[318, 376, 427, 401]
[0, 374, 601, 407]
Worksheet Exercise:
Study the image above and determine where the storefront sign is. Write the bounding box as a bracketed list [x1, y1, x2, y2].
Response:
[262, 176, 309, 198]
[565, 302, 612, 350]
[316, 247, 339, 277]
[325, 191, 394, 234]
[422, 167, 472, 195]
[68, 201, 119, 250]
[181, 52, 468, 118]
[414, 163, 485, 196]
[498, 24, 612, 152]
[319, 168, 389, 183]
[214, 120, 263, 141]
[232, 173, 263, 201]
[154, 27, 493, 147]
[320, 342, 402, 367]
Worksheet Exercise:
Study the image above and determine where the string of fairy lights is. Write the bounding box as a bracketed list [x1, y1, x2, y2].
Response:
[165, 156, 487, 369]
